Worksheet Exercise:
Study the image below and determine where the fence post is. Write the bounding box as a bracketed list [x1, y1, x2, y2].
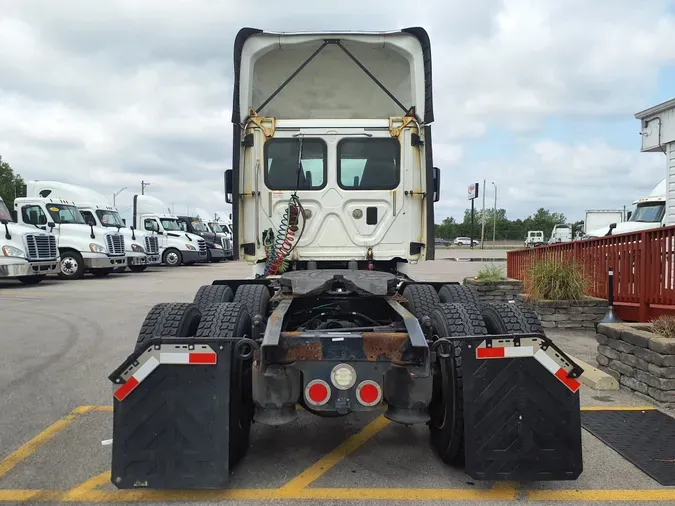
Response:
[638, 230, 649, 322]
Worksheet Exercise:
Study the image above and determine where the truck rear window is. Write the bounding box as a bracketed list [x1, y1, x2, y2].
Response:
[338, 138, 400, 190]
[264, 138, 326, 190]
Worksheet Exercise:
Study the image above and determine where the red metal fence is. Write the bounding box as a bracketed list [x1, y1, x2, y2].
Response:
[507, 225, 675, 322]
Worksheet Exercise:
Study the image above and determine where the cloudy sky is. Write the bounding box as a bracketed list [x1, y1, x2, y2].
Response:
[1, 0, 674, 225]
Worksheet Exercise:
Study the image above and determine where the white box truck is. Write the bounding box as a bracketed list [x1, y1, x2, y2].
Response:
[0, 196, 60, 284]
[584, 179, 666, 238]
[584, 210, 625, 235]
[133, 194, 207, 266]
[23, 181, 161, 272]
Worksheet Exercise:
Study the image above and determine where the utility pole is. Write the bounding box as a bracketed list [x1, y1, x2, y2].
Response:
[141, 181, 150, 195]
[480, 178, 486, 249]
[492, 182, 497, 246]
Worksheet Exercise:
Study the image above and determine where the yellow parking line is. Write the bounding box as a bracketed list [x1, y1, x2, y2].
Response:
[0, 490, 66, 502]
[277, 414, 391, 494]
[62, 471, 111, 500]
[527, 489, 675, 501]
[295, 488, 518, 501]
[0, 408, 83, 478]
[580, 406, 656, 411]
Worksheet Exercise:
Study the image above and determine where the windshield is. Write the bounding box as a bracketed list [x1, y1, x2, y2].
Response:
[0, 200, 11, 221]
[161, 218, 181, 231]
[629, 202, 665, 223]
[192, 220, 209, 232]
[209, 223, 223, 233]
[96, 210, 124, 227]
[47, 204, 86, 224]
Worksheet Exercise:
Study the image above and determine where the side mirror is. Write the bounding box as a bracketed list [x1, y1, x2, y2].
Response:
[129, 224, 134, 230]
[152, 221, 160, 232]
[86, 218, 95, 226]
[38, 215, 48, 226]
[225, 169, 233, 204]
[0, 218, 7, 225]
[607, 222, 617, 236]
[47, 221, 55, 229]
[432, 167, 441, 202]
[626, 211, 632, 221]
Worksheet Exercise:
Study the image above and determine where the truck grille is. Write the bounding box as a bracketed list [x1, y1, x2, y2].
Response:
[198, 239, 207, 253]
[106, 234, 125, 256]
[221, 236, 231, 250]
[25, 234, 58, 260]
[144, 236, 159, 254]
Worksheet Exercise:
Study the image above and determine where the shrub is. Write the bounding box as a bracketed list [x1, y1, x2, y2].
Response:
[651, 315, 675, 339]
[523, 257, 588, 301]
[476, 263, 506, 282]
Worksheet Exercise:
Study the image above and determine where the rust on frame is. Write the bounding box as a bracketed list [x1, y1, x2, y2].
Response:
[362, 332, 408, 362]
[279, 333, 323, 361]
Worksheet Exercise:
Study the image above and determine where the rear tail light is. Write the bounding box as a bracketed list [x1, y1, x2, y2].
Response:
[356, 380, 382, 406]
[305, 379, 331, 406]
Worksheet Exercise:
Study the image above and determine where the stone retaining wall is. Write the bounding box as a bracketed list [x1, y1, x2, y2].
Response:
[596, 323, 675, 407]
[516, 295, 608, 329]
[463, 278, 523, 301]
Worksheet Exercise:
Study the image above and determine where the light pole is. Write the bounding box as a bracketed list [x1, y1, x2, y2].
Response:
[141, 181, 151, 195]
[113, 187, 128, 207]
[480, 178, 486, 249]
[492, 182, 497, 246]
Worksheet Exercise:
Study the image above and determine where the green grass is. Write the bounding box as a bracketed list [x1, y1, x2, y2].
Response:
[476, 263, 506, 282]
[524, 258, 588, 301]
[651, 315, 675, 339]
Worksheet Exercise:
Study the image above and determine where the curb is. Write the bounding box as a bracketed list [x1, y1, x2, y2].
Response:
[567, 354, 619, 391]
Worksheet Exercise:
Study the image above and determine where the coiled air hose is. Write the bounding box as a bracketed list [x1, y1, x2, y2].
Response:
[264, 194, 305, 276]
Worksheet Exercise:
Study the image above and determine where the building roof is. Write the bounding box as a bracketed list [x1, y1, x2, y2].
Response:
[634, 98, 675, 119]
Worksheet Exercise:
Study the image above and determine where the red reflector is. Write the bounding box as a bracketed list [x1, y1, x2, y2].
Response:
[308, 383, 328, 403]
[114, 376, 139, 401]
[477, 347, 505, 359]
[359, 384, 379, 404]
[555, 368, 581, 393]
[189, 352, 217, 364]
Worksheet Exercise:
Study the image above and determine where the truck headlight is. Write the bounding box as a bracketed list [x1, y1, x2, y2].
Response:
[131, 244, 145, 253]
[89, 243, 106, 253]
[2, 245, 25, 258]
[185, 244, 196, 250]
[213, 243, 222, 249]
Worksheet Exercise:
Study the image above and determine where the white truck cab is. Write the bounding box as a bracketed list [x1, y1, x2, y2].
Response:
[548, 224, 572, 244]
[133, 195, 207, 266]
[585, 179, 666, 238]
[206, 220, 234, 259]
[525, 230, 545, 247]
[13, 194, 127, 279]
[21, 181, 162, 273]
[0, 197, 60, 284]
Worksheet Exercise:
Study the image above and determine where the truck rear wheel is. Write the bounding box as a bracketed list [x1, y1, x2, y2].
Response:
[195, 303, 253, 466]
[438, 284, 483, 310]
[233, 284, 270, 319]
[429, 302, 487, 466]
[402, 284, 440, 321]
[135, 302, 201, 351]
[481, 301, 544, 335]
[193, 285, 234, 310]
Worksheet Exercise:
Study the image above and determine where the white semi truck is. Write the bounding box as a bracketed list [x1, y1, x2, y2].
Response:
[13, 190, 127, 279]
[133, 194, 207, 266]
[22, 181, 161, 273]
[548, 224, 573, 244]
[585, 179, 666, 237]
[108, 27, 583, 490]
[0, 197, 60, 284]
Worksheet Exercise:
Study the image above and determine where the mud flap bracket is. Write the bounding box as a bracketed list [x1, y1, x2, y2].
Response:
[108, 338, 241, 489]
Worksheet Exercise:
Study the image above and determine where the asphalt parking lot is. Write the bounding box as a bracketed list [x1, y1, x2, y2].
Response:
[1, 252, 674, 505]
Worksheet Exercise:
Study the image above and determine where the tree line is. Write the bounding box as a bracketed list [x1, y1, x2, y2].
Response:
[435, 207, 584, 242]
[0, 155, 25, 209]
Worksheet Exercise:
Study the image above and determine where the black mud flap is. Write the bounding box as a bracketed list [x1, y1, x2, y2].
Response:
[449, 333, 584, 481]
[108, 337, 238, 489]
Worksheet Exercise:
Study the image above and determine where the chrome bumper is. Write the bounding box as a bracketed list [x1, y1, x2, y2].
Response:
[82, 252, 127, 269]
[0, 258, 60, 278]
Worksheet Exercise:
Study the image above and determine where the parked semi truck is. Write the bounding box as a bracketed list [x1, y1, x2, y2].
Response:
[0, 197, 60, 284]
[22, 181, 161, 273]
[133, 194, 207, 266]
[206, 220, 234, 259]
[548, 223, 573, 243]
[13, 190, 126, 279]
[109, 27, 583, 490]
[585, 179, 666, 238]
[524, 230, 545, 247]
[176, 215, 226, 262]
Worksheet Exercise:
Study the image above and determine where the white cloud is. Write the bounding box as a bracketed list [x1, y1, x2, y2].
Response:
[0, 0, 673, 224]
